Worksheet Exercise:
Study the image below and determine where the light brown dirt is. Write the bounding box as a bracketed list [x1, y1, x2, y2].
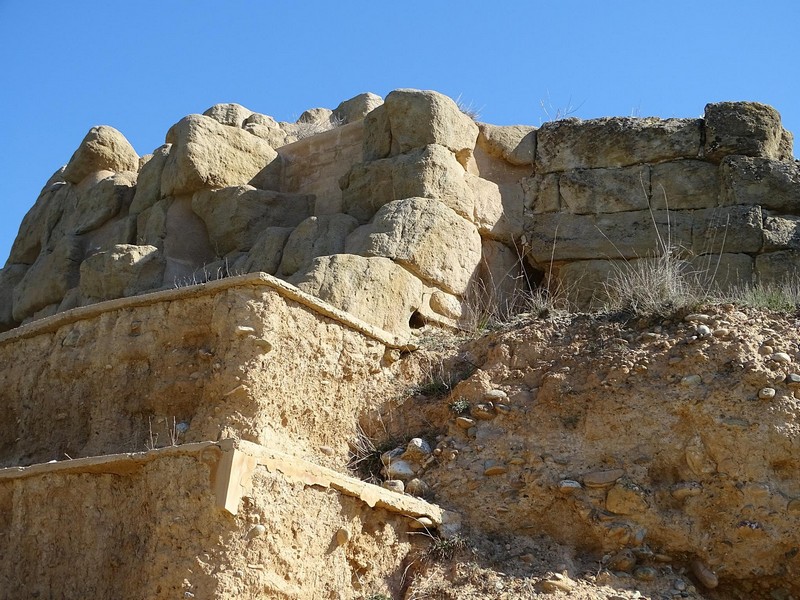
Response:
[367, 306, 800, 599]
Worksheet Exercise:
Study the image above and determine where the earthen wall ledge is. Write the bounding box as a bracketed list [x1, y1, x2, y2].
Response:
[0, 272, 415, 349]
[0, 438, 458, 534]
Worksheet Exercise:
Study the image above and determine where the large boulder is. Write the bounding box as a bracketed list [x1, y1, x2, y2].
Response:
[704, 101, 790, 163]
[535, 117, 702, 173]
[289, 254, 425, 337]
[6, 170, 74, 265]
[278, 214, 359, 277]
[720, 156, 800, 212]
[364, 89, 479, 161]
[202, 103, 253, 128]
[527, 203, 764, 266]
[467, 174, 521, 241]
[559, 165, 651, 214]
[650, 160, 721, 210]
[191, 185, 312, 255]
[342, 144, 473, 223]
[525, 209, 694, 265]
[12, 236, 84, 322]
[242, 227, 295, 275]
[345, 197, 482, 295]
[162, 196, 217, 286]
[477, 123, 536, 166]
[136, 198, 172, 248]
[161, 114, 278, 197]
[79, 245, 165, 301]
[763, 214, 800, 251]
[756, 250, 800, 283]
[691, 205, 763, 255]
[243, 122, 299, 148]
[0, 265, 28, 331]
[130, 144, 171, 215]
[62, 126, 139, 184]
[333, 92, 383, 124]
[70, 171, 137, 236]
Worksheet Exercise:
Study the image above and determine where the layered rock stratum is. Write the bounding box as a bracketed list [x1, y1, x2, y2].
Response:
[1, 89, 799, 599]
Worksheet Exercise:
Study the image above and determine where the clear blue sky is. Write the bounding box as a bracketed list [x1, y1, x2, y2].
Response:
[2, 1, 798, 264]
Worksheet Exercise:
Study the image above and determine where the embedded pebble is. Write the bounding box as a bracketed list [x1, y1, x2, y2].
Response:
[494, 403, 511, 414]
[772, 352, 792, 364]
[483, 462, 508, 476]
[403, 438, 432, 461]
[759, 387, 777, 400]
[540, 573, 574, 593]
[684, 314, 710, 323]
[405, 478, 430, 497]
[456, 417, 475, 429]
[484, 389, 508, 401]
[681, 374, 702, 386]
[759, 345, 774, 356]
[470, 403, 495, 420]
[409, 516, 435, 529]
[696, 324, 712, 337]
[381, 480, 405, 493]
[336, 527, 350, 545]
[691, 558, 718, 589]
[557, 480, 583, 494]
[583, 469, 625, 488]
[633, 565, 657, 582]
[606, 549, 636, 572]
[671, 481, 702, 500]
[246, 524, 267, 539]
[383, 460, 416, 480]
[254, 338, 272, 351]
[235, 325, 256, 336]
[380, 447, 404, 466]
[787, 499, 800, 513]
[785, 373, 800, 387]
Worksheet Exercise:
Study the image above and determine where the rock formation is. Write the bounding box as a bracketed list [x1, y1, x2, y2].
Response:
[1, 89, 799, 598]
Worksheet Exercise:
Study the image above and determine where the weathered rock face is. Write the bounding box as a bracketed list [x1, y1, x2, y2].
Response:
[289, 254, 425, 336]
[202, 102, 254, 127]
[346, 197, 482, 296]
[477, 122, 536, 166]
[191, 186, 313, 254]
[364, 89, 479, 161]
[704, 101, 791, 162]
[161, 114, 278, 196]
[79, 244, 164, 301]
[277, 214, 358, 277]
[62, 125, 139, 184]
[535, 117, 702, 173]
[2, 90, 799, 333]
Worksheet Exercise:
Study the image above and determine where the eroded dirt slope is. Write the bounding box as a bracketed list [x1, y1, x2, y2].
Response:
[364, 305, 800, 599]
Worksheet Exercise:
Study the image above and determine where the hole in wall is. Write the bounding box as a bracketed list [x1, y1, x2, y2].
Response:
[408, 311, 426, 329]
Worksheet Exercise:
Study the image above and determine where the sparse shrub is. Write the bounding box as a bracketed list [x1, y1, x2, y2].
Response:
[449, 397, 470, 415]
[346, 425, 387, 484]
[723, 278, 800, 312]
[455, 94, 481, 121]
[602, 248, 707, 318]
[461, 238, 567, 334]
[425, 534, 468, 561]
